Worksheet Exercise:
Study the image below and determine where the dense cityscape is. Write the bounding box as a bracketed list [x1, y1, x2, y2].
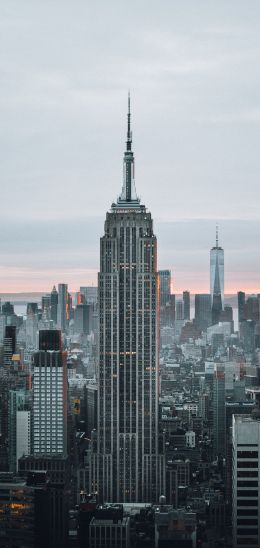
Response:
[0, 100, 259, 548]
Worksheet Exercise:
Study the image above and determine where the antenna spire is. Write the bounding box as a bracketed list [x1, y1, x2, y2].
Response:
[216, 223, 219, 247]
[126, 91, 132, 152]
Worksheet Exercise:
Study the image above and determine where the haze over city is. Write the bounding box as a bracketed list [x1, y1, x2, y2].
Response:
[1, 0, 260, 293]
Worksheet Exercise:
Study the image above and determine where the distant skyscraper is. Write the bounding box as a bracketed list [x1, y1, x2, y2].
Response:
[33, 330, 67, 456]
[3, 326, 16, 369]
[210, 225, 224, 325]
[57, 283, 68, 332]
[50, 285, 58, 324]
[93, 96, 162, 503]
[194, 294, 211, 332]
[237, 291, 246, 323]
[183, 291, 190, 320]
[232, 414, 260, 548]
[158, 270, 171, 308]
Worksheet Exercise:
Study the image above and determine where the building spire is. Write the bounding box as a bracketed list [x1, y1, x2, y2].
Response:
[114, 94, 140, 208]
[126, 91, 132, 151]
[216, 223, 219, 247]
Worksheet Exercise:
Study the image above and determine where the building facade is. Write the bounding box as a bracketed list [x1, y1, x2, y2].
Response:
[33, 330, 67, 456]
[232, 414, 260, 548]
[92, 97, 162, 503]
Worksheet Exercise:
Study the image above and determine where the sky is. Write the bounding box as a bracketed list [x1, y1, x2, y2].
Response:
[1, 0, 260, 293]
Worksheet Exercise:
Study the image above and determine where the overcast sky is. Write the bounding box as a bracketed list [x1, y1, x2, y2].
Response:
[1, 0, 260, 293]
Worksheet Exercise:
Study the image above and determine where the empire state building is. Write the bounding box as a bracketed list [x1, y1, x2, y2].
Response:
[92, 97, 163, 503]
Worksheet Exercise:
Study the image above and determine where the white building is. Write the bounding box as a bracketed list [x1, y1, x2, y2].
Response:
[33, 341, 67, 456]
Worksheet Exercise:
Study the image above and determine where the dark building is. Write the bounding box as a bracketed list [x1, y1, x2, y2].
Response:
[213, 364, 225, 457]
[51, 285, 58, 324]
[0, 472, 50, 548]
[85, 384, 98, 438]
[39, 329, 62, 351]
[237, 291, 246, 323]
[195, 294, 211, 332]
[2, 302, 14, 316]
[27, 302, 38, 316]
[183, 291, 190, 320]
[19, 456, 70, 548]
[245, 295, 260, 322]
[3, 325, 16, 369]
[4, 325, 16, 354]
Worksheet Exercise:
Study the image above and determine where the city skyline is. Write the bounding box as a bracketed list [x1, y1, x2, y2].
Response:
[1, 1, 260, 293]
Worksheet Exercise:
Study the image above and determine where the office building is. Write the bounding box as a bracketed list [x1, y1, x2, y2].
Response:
[8, 389, 31, 472]
[92, 97, 161, 503]
[0, 472, 50, 548]
[74, 303, 92, 335]
[183, 290, 190, 320]
[89, 504, 130, 548]
[213, 364, 225, 457]
[195, 294, 211, 332]
[155, 502, 197, 548]
[210, 226, 224, 324]
[57, 283, 68, 332]
[3, 325, 16, 369]
[33, 330, 67, 456]
[238, 291, 246, 323]
[51, 285, 58, 324]
[85, 384, 98, 438]
[232, 414, 260, 548]
[80, 286, 98, 305]
[158, 270, 171, 307]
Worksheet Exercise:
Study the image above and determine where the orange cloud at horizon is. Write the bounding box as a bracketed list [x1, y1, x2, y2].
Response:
[0, 265, 259, 295]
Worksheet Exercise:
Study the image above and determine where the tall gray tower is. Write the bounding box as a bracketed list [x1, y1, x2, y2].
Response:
[93, 96, 162, 503]
[210, 225, 224, 325]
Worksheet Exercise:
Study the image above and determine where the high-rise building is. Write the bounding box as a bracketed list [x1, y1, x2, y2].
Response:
[50, 285, 58, 324]
[158, 270, 171, 308]
[194, 294, 211, 332]
[183, 290, 190, 320]
[232, 414, 260, 548]
[238, 291, 246, 323]
[8, 389, 31, 472]
[57, 283, 68, 332]
[33, 330, 67, 456]
[92, 97, 162, 503]
[3, 325, 16, 369]
[210, 226, 224, 325]
[213, 363, 225, 457]
[80, 286, 98, 305]
[74, 303, 92, 335]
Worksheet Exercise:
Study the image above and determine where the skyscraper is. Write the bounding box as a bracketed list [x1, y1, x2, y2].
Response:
[57, 283, 68, 332]
[93, 96, 162, 503]
[237, 291, 246, 323]
[232, 414, 260, 548]
[213, 364, 225, 457]
[158, 270, 171, 308]
[50, 285, 58, 324]
[33, 330, 67, 456]
[194, 294, 211, 332]
[183, 290, 190, 320]
[210, 225, 224, 325]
